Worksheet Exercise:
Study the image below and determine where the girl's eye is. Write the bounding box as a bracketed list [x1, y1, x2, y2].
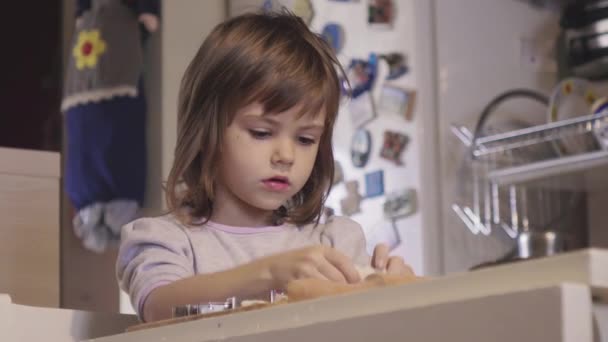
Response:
[298, 136, 316, 145]
[249, 130, 271, 139]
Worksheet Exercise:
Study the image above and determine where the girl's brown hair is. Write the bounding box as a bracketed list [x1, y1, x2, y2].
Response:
[166, 10, 345, 226]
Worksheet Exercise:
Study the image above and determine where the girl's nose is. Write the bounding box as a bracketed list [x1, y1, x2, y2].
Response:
[271, 137, 295, 166]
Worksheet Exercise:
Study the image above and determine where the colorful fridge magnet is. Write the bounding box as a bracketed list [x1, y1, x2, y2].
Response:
[368, 0, 394, 29]
[378, 85, 417, 121]
[290, 0, 314, 25]
[351, 128, 372, 168]
[349, 91, 377, 127]
[383, 188, 417, 219]
[379, 53, 408, 80]
[365, 170, 385, 198]
[321, 23, 345, 54]
[340, 180, 363, 216]
[341, 54, 378, 99]
[256, 0, 314, 25]
[380, 131, 409, 165]
[261, 0, 274, 11]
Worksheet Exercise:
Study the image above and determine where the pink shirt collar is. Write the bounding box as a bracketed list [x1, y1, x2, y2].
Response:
[192, 218, 291, 235]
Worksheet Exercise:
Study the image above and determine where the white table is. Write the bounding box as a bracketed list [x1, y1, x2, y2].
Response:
[87, 248, 608, 342]
[0, 294, 137, 341]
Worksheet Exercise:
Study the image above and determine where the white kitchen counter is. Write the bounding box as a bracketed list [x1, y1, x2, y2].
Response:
[0, 294, 138, 341]
[87, 248, 608, 342]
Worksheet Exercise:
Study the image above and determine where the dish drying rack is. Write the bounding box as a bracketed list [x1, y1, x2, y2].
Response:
[451, 110, 608, 240]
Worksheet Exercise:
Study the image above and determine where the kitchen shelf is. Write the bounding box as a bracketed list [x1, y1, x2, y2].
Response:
[451, 110, 608, 239]
[487, 150, 608, 191]
[473, 111, 608, 157]
[464, 111, 608, 191]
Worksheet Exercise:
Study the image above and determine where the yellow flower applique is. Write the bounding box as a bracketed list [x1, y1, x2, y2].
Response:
[73, 30, 107, 70]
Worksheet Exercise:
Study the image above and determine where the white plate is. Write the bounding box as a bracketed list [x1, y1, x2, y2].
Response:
[547, 77, 598, 154]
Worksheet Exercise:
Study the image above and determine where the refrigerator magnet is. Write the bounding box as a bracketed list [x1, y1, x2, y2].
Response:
[368, 0, 394, 30]
[351, 128, 372, 168]
[341, 54, 377, 99]
[349, 91, 377, 127]
[380, 130, 409, 165]
[256, 0, 314, 26]
[379, 53, 408, 80]
[321, 23, 345, 54]
[340, 180, 363, 216]
[292, 0, 315, 26]
[365, 170, 385, 198]
[378, 85, 416, 121]
[383, 188, 417, 219]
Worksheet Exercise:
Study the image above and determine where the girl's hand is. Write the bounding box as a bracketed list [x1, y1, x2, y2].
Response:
[371, 243, 415, 276]
[261, 246, 361, 290]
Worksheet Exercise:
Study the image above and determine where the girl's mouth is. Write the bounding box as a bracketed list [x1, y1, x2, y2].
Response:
[262, 176, 291, 191]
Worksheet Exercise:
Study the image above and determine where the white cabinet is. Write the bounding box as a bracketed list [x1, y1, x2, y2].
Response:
[0, 147, 60, 307]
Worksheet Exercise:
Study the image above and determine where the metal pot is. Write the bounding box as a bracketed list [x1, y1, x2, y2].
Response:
[470, 230, 571, 270]
[516, 230, 570, 259]
[561, 1, 608, 79]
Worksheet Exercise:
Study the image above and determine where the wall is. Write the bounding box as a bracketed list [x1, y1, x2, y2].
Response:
[140, 1, 226, 216]
[435, 0, 561, 272]
[155, 1, 226, 213]
[142, 18, 163, 214]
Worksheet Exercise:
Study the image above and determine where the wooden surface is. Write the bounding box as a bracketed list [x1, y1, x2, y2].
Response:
[0, 148, 60, 307]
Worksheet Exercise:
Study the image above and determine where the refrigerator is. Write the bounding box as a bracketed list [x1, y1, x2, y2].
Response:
[307, 0, 436, 276]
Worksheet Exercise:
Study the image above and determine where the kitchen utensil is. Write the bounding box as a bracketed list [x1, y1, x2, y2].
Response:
[547, 77, 599, 154]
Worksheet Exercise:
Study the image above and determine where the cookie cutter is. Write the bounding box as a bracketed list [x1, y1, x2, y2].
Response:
[171, 289, 286, 318]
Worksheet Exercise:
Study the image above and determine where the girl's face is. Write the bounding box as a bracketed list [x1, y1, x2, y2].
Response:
[213, 102, 326, 224]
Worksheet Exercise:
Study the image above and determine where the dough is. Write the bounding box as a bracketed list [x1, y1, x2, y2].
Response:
[355, 264, 382, 279]
[285, 273, 422, 302]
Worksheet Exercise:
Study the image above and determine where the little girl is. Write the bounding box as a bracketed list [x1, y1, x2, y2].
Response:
[116, 10, 413, 323]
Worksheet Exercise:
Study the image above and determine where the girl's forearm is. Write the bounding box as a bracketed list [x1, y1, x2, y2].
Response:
[143, 258, 274, 322]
